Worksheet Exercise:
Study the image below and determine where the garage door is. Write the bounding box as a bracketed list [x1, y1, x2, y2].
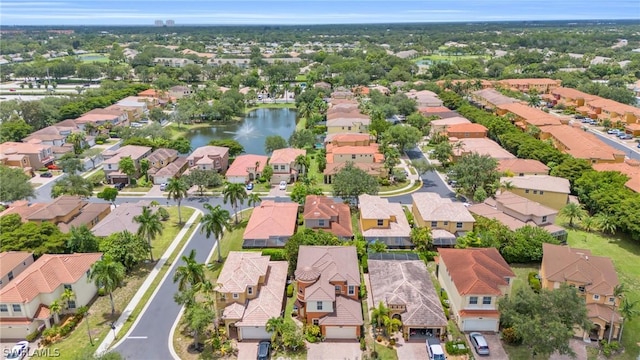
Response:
[325, 326, 357, 339]
[462, 319, 498, 332]
[239, 326, 270, 340]
[1, 325, 30, 341]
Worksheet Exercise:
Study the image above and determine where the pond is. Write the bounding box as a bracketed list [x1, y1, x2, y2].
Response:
[184, 108, 297, 155]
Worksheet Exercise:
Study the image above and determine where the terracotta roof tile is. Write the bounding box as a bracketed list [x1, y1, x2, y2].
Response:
[226, 154, 268, 177]
[501, 175, 570, 194]
[296, 246, 360, 303]
[243, 201, 298, 240]
[0, 252, 33, 279]
[235, 261, 288, 327]
[303, 195, 353, 238]
[540, 125, 624, 161]
[217, 252, 269, 293]
[269, 148, 305, 164]
[497, 159, 549, 174]
[412, 193, 475, 222]
[437, 248, 514, 295]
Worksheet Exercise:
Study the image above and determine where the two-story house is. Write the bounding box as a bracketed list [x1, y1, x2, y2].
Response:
[75, 108, 129, 130]
[295, 246, 363, 339]
[186, 146, 229, 172]
[445, 123, 488, 139]
[497, 78, 561, 94]
[102, 145, 153, 184]
[358, 194, 412, 248]
[225, 154, 269, 184]
[144, 148, 189, 184]
[243, 201, 299, 248]
[168, 85, 194, 99]
[0, 252, 34, 290]
[411, 193, 475, 246]
[540, 243, 621, 341]
[470, 89, 520, 110]
[501, 175, 570, 210]
[539, 125, 625, 164]
[496, 103, 562, 130]
[497, 159, 549, 176]
[22, 120, 85, 147]
[436, 248, 515, 332]
[0, 253, 102, 340]
[216, 252, 287, 341]
[303, 195, 353, 240]
[0, 142, 55, 170]
[368, 258, 448, 340]
[269, 148, 306, 184]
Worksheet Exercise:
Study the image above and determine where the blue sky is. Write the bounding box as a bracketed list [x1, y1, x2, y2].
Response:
[1, 0, 639, 26]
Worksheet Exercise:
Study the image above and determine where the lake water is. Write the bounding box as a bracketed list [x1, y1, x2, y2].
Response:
[184, 108, 297, 155]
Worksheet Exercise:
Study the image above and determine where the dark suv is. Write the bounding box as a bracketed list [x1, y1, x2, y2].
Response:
[114, 183, 125, 190]
[257, 340, 271, 360]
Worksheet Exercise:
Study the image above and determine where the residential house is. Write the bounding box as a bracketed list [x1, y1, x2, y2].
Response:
[436, 79, 493, 90]
[547, 87, 600, 108]
[496, 103, 563, 129]
[108, 96, 149, 121]
[500, 175, 570, 210]
[497, 159, 549, 176]
[323, 133, 372, 146]
[428, 117, 471, 137]
[144, 148, 188, 184]
[102, 145, 153, 184]
[445, 123, 488, 139]
[0, 151, 34, 177]
[75, 108, 128, 129]
[451, 138, 517, 161]
[153, 57, 195, 68]
[436, 248, 515, 332]
[468, 192, 567, 241]
[470, 89, 520, 110]
[418, 106, 459, 119]
[207, 58, 251, 69]
[411, 193, 475, 246]
[0, 253, 102, 340]
[585, 98, 640, 124]
[225, 154, 268, 184]
[168, 85, 193, 100]
[0, 252, 34, 290]
[145, 148, 178, 173]
[326, 116, 371, 135]
[295, 246, 363, 339]
[243, 201, 298, 248]
[358, 195, 412, 248]
[323, 139, 385, 183]
[368, 259, 448, 339]
[539, 125, 625, 164]
[91, 201, 154, 237]
[0, 141, 55, 170]
[22, 120, 85, 147]
[269, 148, 306, 184]
[303, 195, 353, 239]
[314, 82, 332, 90]
[593, 160, 640, 193]
[216, 252, 287, 341]
[152, 157, 188, 185]
[624, 123, 640, 137]
[540, 243, 621, 340]
[186, 146, 229, 172]
[405, 90, 443, 107]
[497, 78, 561, 93]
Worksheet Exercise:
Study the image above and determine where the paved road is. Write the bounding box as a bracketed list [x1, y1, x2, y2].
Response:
[588, 129, 640, 161]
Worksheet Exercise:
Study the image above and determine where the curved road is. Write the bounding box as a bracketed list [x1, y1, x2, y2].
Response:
[34, 149, 451, 360]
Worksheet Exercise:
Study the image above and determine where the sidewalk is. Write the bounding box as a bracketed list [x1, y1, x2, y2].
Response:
[95, 209, 202, 356]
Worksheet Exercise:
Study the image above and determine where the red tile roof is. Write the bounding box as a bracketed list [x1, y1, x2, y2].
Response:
[540, 125, 624, 161]
[437, 248, 514, 295]
[497, 159, 550, 175]
[446, 123, 488, 134]
[0, 252, 33, 278]
[243, 201, 298, 240]
[269, 148, 305, 165]
[303, 195, 353, 238]
[226, 154, 269, 177]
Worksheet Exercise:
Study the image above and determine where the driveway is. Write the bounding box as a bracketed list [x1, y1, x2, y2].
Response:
[307, 341, 362, 360]
[236, 340, 259, 359]
[472, 334, 508, 360]
[549, 339, 587, 360]
[396, 338, 428, 360]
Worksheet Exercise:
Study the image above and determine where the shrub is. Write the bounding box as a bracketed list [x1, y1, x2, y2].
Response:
[261, 248, 286, 261]
[378, 178, 390, 186]
[376, 335, 383, 342]
[528, 271, 541, 293]
[360, 337, 366, 351]
[444, 308, 450, 320]
[98, 287, 106, 296]
[501, 327, 521, 345]
[286, 284, 294, 298]
[423, 251, 439, 261]
[157, 207, 170, 221]
[389, 338, 396, 346]
[445, 340, 469, 355]
[304, 324, 322, 343]
[96, 140, 104, 145]
[359, 283, 367, 299]
[25, 329, 42, 342]
[96, 134, 109, 142]
[601, 340, 621, 357]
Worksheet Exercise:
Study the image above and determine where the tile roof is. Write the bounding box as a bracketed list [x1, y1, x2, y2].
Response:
[269, 148, 306, 164]
[0, 141, 52, 155]
[446, 123, 488, 134]
[368, 259, 447, 327]
[324, 133, 372, 144]
[91, 200, 153, 236]
[145, 148, 177, 164]
[497, 159, 549, 174]
[296, 246, 360, 302]
[59, 202, 111, 233]
[540, 125, 624, 161]
[186, 146, 229, 161]
[235, 261, 288, 327]
[499, 78, 561, 86]
[154, 157, 188, 178]
[103, 145, 152, 164]
[226, 154, 268, 177]
[453, 138, 516, 160]
[323, 161, 385, 176]
[412, 193, 475, 222]
[358, 195, 412, 238]
[317, 295, 364, 326]
[495, 191, 557, 217]
[437, 248, 514, 296]
[217, 252, 269, 293]
[0, 202, 47, 222]
[472, 89, 519, 106]
[586, 303, 621, 323]
[468, 203, 527, 231]
[587, 98, 640, 116]
[327, 117, 371, 127]
[592, 162, 640, 193]
[0, 253, 102, 303]
[303, 195, 353, 238]
[497, 103, 562, 127]
[429, 117, 471, 127]
[542, 243, 619, 296]
[243, 201, 298, 240]
[501, 175, 570, 194]
[0, 252, 33, 278]
[551, 87, 600, 101]
[26, 196, 86, 222]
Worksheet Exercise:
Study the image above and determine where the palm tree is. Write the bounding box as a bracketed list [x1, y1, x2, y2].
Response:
[618, 297, 638, 341]
[266, 317, 286, 347]
[247, 193, 262, 208]
[596, 213, 617, 235]
[609, 284, 625, 343]
[222, 182, 247, 224]
[559, 203, 587, 227]
[580, 216, 598, 232]
[294, 155, 310, 178]
[50, 300, 62, 324]
[61, 288, 76, 312]
[371, 301, 390, 329]
[133, 206, 164, 262]
[166, 177, 189, 224]
[201, 203, 231, 262]
[173, 249, 206, 292]
[89, 255, 126, 316]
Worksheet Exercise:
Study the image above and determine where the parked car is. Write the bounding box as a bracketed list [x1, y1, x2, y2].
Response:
[279, 180, 287, 190]
[5, 340, 29, 360]
[114, 183, 125, 190]
[469, 332, 490, 356]
[426, 337, 446, 360]
[608, 129, 622, 135]
[257, 340, 271, 360]
[246, 182, 254, 191]
[637, 142, 640, 149]
[40, 172, 53, 178]
[160, 183, 168, 191]
[619, 134, 633, 140]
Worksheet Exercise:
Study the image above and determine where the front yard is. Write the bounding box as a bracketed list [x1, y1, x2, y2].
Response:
[41, 206, 195, 359]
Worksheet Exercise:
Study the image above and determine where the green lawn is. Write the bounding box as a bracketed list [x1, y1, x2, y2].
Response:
[509, 263, 540, 294]
[41, 206, 196, 359]
[296, 116, 307, 131]
[78, 53, 109, 63]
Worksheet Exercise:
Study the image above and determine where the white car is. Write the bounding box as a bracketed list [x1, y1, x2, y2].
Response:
[279, 181, 287, 190]
[159, 183, 168, 191]
[5, 341, 29, 360]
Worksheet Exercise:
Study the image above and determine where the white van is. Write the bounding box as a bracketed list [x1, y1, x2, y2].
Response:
[426, 337, 446, 360]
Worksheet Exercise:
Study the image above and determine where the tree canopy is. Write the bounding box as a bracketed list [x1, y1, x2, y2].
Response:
[0, 165, 35, 202]
[331, 162, 379, 206]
